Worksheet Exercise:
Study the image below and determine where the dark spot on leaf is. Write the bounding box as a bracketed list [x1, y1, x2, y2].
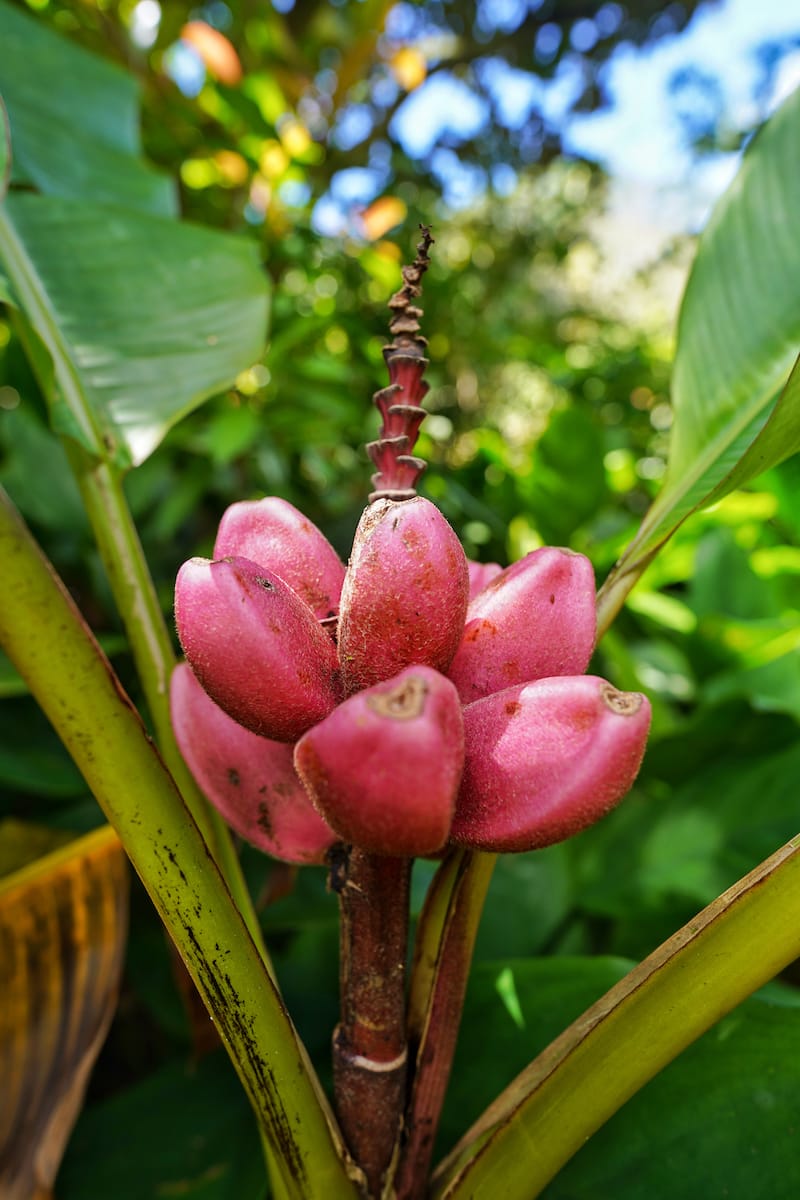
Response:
[227, 768, 241, 787]
[255, 575, 274, 590]
[505, 700, 522, 717]
[549, 594, 555, 604]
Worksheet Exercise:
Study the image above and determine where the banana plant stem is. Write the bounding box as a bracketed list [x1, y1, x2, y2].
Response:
[395, 850, 496, 1200]
[331, 845, 411, 1197]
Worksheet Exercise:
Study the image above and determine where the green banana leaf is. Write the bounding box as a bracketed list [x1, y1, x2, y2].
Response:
[0, 0, 270, 469]
[0, 0, 174, 215]
[0, 194, 269, 466]
[599, 86, 800, 626]
[441, 958, 800, 1200]
[433, 832, 800, 1200]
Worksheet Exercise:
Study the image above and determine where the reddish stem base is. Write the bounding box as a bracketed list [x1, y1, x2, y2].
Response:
[331, 845, 412, 1197]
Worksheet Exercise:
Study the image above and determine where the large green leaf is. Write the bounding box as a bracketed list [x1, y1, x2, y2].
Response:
[0, 0, 174, 215]
[598, 88, 800, 630]
[433, 830, 800, 1200]
[522, 406, 607, 545]
[473, 846, 571, 961]
[437, 957, 630, 1158]
[701, 349, 800, 503]
[0, 194, 269, 466]
[0, 402, 88, 534]
[440, 958, 800, 1200]
[0, 699, 86, 799]
[651, 85, 800, 538]
[58, 1052, 267, 1200]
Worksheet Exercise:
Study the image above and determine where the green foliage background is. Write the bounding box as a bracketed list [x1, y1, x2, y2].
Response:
[1, 1, 799, 1196]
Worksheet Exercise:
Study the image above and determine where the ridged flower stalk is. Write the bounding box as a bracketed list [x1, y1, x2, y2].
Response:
[330, 228, 438, 1194]
[367, 225, 433, 502]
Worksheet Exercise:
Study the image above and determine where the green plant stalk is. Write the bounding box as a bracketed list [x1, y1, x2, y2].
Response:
[595, 544, 659, 641]
[65, 436, 284, 1191]
[0, 205, 266, 965]
[395, 849, 496, 1200]
[432, 829, 800, 1200]
[0, 488, 362, 1200]
[63, 441, 268, 963]
[261, 1130, 293, 1200]
[0, 205, 103, 455]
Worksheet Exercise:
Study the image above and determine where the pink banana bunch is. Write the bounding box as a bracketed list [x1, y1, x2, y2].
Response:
[171, 227, 649, 864]
[172, 494, 650, 863]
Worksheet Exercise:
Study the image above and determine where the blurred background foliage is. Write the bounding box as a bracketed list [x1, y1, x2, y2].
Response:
[2, 0, 800, 1195]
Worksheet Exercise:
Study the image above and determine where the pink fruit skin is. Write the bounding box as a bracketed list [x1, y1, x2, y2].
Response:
[171, 664, 335, 863]
[337, 497, 469, 695]
[294, 666, 464, 857]
[467, 560, 503, 600]
[448, 547, 597, 704]
[175, 556, 341, 742]
[451, 675, 651, 852]
[213, 497, 345, 621]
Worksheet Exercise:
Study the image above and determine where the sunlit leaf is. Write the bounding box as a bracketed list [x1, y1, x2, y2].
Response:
[0, 824, 128, 1200]
[667, 86, 800, 510]
[0, 194, 269, 467]
[0, 0, 174, 215]
[598, 87, 800, 629]
[701, 350, 800, 505]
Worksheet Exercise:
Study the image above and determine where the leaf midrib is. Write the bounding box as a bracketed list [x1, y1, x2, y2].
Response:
[0, 200, 103, 457]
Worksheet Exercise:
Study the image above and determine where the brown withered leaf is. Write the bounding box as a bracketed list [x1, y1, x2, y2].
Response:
[0, 821, 128, 1199]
